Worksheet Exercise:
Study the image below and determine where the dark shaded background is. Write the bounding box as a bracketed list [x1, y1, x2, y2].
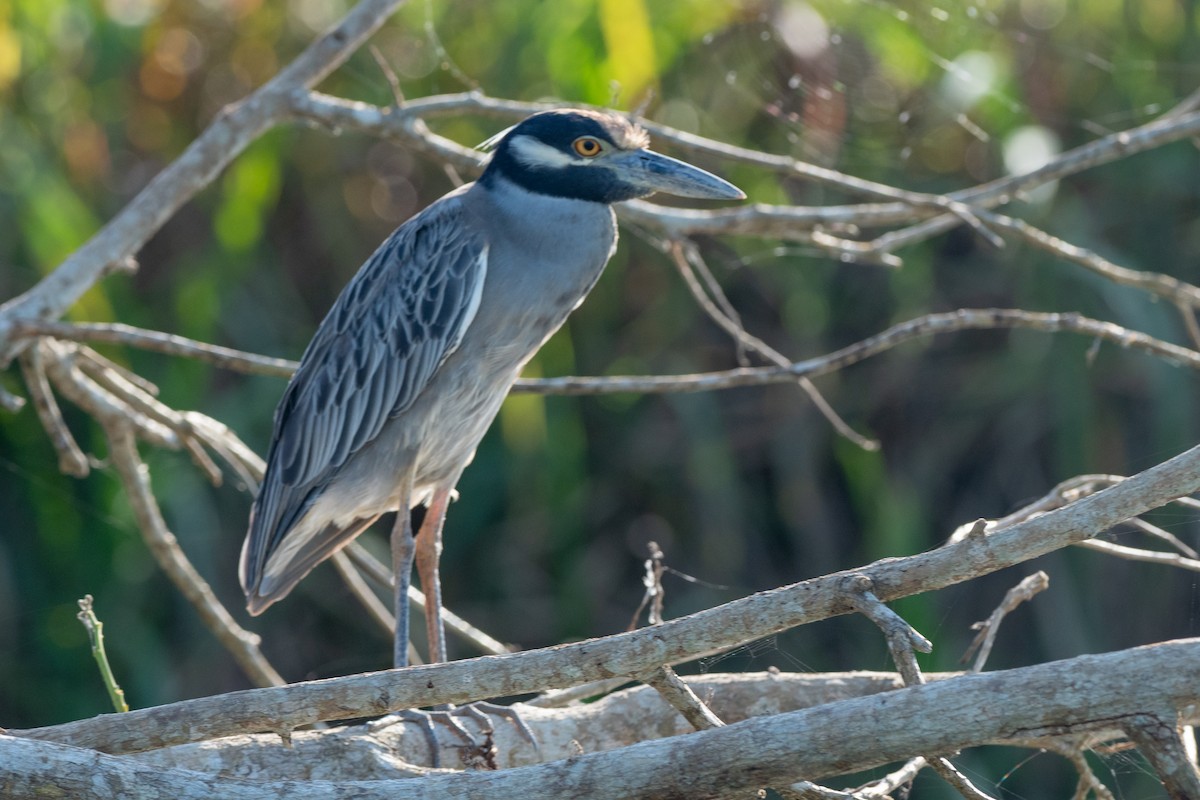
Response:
[4, 0, 1200, 795]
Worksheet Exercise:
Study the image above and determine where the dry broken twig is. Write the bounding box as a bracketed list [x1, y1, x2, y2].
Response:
[841, 575, 998, 800]
[963, 571, 1051, 673]
[641, 664, 725, 732]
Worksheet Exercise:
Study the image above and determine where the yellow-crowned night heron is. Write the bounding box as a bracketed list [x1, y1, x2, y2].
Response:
[240, 109, 744, 669]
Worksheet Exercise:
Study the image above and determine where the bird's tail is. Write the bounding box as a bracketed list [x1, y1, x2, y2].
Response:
[241, 505, 380, 615]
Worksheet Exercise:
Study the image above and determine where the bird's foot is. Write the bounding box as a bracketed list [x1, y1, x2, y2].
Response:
[369, 709, 449, 768]
[449, 701, 539, 750]
[369, 703, 537, 769]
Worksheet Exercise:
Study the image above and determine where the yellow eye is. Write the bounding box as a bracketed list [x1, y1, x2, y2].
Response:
[572, 137, 603, 158]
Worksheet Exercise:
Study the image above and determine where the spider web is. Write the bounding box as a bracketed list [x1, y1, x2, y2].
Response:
[695, 0, 1194, 177]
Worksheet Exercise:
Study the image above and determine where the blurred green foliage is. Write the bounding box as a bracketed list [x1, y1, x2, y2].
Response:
[3, 0, 1200, 794]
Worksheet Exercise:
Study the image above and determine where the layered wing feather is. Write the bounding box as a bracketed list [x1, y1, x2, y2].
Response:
[240, 195, 488, 603]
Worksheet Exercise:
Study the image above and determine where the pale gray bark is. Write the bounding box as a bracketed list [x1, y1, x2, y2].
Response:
[4, 642, 1199, 799]
[6, 0, 1200, 796]
[14, 439, 1200, 756]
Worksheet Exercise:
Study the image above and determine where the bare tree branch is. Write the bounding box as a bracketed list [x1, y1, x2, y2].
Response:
[640, 664, 725, 731]
[12, 438, 1200, 753]
[5, 2, 1200, 795]
[18, 345, 89, 476]
[671, 240, 879, 450]
[980, 212, 1200, 309]
[963, 572, 1051, 673]
[11, 320, 297, 377]
[22, 307, 1198, 401]
[0, 0, 412, 363]
[341, 541, 514, 657]
[1077, 539, 1200, 572]
[7, 640, 1200, 798]
[511, 309, 1200, 396]
[1124, 714, 1200, 799]
[11, 75, 1194, 370]
[102, 423, 285, 689]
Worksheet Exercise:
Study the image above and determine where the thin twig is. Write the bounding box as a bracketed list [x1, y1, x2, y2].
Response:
[962, 572, 1050, 673]
[778, 782, 857, 799]
[955, 474, 1125, 538]
[69, 344, 249, 488]
[330, 550, 424, 665]
[10, 320, 297, 377]
[672, 241, 878, 450]
[1125, 518, 1200, 560]
[331, 551, 396, 636]
[979, 211, 1200, 310]
[1077, 539, 1200, 572]
[840, 577, 1000, 799]
[627, 541, 666, 631]
[19, 343, 89, 476]
[0, 383, 25, 411]
[1177, 301, 1200, 351]
[1040, 739, 1117, 800]
[788, 757, 927, 798]
[72, 347, 227, 486]
[286, 90, 1200, 250]
[641, 665, 725, 731]
[76, 595, 129, 713]
[840, 575, 931, 686]
[41, 342, 179, 449]
[182, 411, 263, 493]
[368, 44, 405, 108]
[526, 678, 632, 708]
[512, 308, 1200, 396]
[16, 308, 1200, 403]
[103, 423, 285, 688]
[928, 759, 1000, 800]
[860, 108, 1200, 255]
[847, 758, 926, 798]
[1183, 724, 1199, 769]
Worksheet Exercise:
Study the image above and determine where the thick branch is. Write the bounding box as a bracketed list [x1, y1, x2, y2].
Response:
[0, 0, 410, 362]
[5, 640, 1200, 799]
[14, 439, 1200, 753]
[131, 672, 922, 777]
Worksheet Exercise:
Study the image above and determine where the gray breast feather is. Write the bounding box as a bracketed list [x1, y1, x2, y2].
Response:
[242, 195, 488, 591]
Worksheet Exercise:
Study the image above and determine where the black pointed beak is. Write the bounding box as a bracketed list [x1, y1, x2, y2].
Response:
[611, 149, 745, 200]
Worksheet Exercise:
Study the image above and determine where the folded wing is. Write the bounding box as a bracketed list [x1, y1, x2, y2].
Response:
[240, 196, 488, 606]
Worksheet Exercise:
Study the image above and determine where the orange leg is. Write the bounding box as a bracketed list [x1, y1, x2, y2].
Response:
[414, 488, 452, 664]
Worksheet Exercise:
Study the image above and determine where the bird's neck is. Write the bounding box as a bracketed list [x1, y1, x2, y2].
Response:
[467, 173, 616, 239]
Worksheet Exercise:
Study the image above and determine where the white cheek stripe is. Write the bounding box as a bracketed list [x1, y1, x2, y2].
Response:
[508, 135, 586, 169]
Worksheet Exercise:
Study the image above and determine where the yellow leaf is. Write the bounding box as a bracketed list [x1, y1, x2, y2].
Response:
[598, 0, 657, 107]
[0, 25, 21, 90]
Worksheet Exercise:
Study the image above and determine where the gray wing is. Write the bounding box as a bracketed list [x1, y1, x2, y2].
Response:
[241, 194, 488, 600]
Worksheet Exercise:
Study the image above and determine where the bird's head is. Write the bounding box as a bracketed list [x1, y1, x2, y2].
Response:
[480, 109, 745, 204]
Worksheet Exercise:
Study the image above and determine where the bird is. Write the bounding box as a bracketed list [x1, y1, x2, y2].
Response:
[239, 108, 745, 670]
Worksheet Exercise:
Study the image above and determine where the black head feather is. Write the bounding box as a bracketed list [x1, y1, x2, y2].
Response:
[480, 109, 653, 203]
